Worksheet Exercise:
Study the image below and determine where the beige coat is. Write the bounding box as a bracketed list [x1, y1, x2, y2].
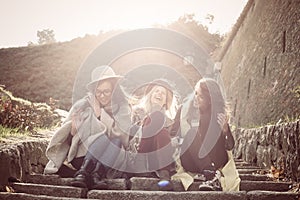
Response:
[44, 97, 107, 174]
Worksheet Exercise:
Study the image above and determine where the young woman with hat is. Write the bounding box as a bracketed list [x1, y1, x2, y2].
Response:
[44, 65, 131, 190]
[128, 78, 178, 191]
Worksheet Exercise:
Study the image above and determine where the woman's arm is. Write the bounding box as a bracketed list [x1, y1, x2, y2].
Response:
[70, 109, 83, 136]
[223, 123, 235, 150]
[169, 106, 182, 137]
[69, 99, 90, 135]
[110, 104, 132, 148]
[217, 113, 235, 150]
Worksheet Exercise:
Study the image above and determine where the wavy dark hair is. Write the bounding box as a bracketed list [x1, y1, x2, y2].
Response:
[195, 78, 226, 115]
[185, 78, 230, 159]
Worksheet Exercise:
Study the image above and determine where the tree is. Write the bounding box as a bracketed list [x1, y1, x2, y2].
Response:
[205, 14, 215, 25]
[27, 41, 35, 46]
[37, 29, 56, 45]
[169, 14, 222, 53]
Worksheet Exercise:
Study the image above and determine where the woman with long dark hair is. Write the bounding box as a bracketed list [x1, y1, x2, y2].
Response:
[172, 78, 238, 191]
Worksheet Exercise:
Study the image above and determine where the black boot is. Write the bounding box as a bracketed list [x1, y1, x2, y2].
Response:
[156, 169, 170, 180]
[90, 162, 108, 190]
[199, 171, 222, 191]
[71, 157, 96, 188]
[56, 164, 76, 178]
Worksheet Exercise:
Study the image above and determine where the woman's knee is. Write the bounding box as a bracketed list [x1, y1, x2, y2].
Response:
[110, 137, 122, 147]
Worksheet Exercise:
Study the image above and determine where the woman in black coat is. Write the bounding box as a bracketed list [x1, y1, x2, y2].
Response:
[171, 78, 235, 190]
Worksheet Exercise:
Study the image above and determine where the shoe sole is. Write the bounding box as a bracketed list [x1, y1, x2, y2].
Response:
[71, 181, 87, 188]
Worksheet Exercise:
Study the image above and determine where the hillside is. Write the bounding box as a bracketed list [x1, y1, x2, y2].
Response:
[0, 17, 222, 110]
[0, 32, 115, 109]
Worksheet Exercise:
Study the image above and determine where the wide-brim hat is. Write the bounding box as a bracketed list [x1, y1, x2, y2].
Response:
[86, 65, 122, 92]
[144, 79, 175, 110]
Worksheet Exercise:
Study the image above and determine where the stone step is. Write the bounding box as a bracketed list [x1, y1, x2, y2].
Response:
[0, 192, 87, 200]
[24, 174, 283, 190]
[240, 180, 292, 192]
[234, 159, 245, 162]
[0, 190, 300, 200]
[129, 177, 292, 192]
[25, 174, 127, 190]
[236, 165, 263, 169]
[235, 162, 253, 167]
[11, 177, 292, 195]
[246, 191, 299, 200]
[26, 172, 273, 186]
[2, 190, 298, 200]
[88, 190, 247, 200]
[6, 182, 246, 200]
[25, 174, 278, 190]
[26, 174, 72, 186]
[239, 174, 272, 181]
[237, 169, 260, 174]
[10, 182, 87, 198]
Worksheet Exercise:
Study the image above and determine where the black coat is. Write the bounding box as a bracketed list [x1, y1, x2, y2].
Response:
[172, 107, 234, 173]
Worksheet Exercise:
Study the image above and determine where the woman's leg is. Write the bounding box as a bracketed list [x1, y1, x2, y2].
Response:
[71, 134, 117, 188]
[70, 157, 84, 170]
[70, 154, 97, 188]
[89, 136, 122, 189]
[96, 137, 122, 167]
[85, 134, 112, 161]
[153, 128, 175, 172]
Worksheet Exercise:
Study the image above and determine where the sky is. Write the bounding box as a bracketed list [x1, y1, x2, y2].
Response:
[0, 0, 248, 48]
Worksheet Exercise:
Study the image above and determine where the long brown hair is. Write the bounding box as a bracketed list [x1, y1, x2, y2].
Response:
[195, 78, 226, 115]
[195, 78, 230, 159]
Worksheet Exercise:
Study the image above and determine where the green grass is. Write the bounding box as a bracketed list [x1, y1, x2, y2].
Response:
[0, 125, 56, 144]
[0, 125, 31, 138]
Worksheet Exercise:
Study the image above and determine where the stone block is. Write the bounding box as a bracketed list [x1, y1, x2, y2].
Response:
[247, 191, 299, 200]
[130, 177, 185, 191]
[237, 169, 259, 174]
[11, 182, 87, 198]
[88, 190, 247, 200]
[0, 192, 87, 200]
[239, 174, 272, 181]
[240, 180, 292, 192]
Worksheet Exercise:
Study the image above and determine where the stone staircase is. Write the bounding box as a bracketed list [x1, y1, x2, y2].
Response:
[1, 159, 299, 200]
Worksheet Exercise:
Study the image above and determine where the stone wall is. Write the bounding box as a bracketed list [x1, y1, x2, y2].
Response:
[219, 0, 300, 127]
[234, 119, 300, 181]
[0, 140, 49, 188]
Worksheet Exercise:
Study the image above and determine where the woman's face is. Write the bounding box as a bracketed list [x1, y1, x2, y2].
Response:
[193, 84, 210, 111]
[95, 81, 113, 106]
[150, 85, 167, 108]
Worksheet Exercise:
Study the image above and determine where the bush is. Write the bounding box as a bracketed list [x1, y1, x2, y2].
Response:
[0, 86, 61, 134]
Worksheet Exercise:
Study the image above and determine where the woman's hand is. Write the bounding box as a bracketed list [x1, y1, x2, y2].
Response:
[111, 125, 129, 147]
[70, 110, 83, 136]
[218, 113, 235, 150]
[217, 113, 229, 133]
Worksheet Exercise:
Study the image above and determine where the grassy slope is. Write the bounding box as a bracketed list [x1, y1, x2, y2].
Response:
[0, 22, 221, 110]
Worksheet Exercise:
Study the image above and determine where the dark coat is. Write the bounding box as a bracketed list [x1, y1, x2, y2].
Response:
[172, 106, 234, 173]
